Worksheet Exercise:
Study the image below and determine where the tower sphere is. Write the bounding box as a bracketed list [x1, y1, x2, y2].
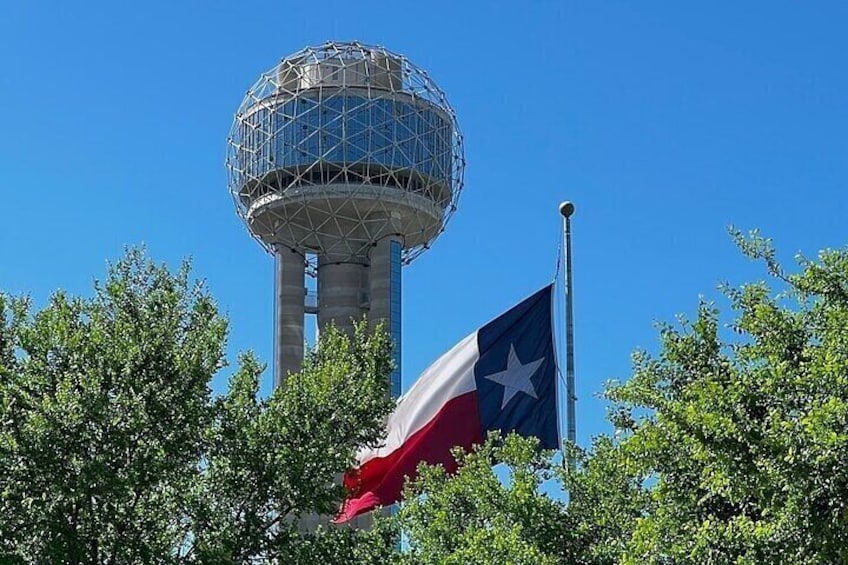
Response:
[227, 41, 465, 271]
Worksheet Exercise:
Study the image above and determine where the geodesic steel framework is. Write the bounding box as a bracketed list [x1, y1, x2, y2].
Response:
[226, 41, 465, 274]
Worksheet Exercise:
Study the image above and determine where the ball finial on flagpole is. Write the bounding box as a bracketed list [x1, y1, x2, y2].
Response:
[559, 201, 575, 218]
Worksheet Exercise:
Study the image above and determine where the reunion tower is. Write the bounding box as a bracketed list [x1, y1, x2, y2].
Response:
[227, 41, 465, 391]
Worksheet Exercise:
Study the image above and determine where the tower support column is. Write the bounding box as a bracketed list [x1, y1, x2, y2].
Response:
[317, 258, 366, 337]
[274, 248, 305, 388]
[369, 235, 403, 398]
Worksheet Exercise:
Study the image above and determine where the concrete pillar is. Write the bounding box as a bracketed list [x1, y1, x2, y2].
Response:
[295, 256, 382, 533]
[274, 248, 305, 389]
[317, 258, 366, 337]
[369, 235, 402, 398]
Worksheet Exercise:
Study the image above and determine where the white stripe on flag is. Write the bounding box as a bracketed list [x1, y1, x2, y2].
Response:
[357, 331, 480, 465]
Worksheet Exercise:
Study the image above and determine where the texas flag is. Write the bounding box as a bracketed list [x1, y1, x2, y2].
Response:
[336, 285, 559, 523]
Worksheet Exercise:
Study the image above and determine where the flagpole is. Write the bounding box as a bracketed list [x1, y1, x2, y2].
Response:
[559, 201, 576, 468]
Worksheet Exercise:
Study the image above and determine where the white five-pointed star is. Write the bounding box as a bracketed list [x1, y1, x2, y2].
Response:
[483, 345, 545, 409]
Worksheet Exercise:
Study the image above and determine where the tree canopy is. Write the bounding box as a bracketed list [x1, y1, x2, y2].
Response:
[0, 249, 396, 563]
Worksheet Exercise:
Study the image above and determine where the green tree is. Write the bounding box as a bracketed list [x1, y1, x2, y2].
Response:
[396, 432, 565, 565]
[0, 250, 222, 562]
[391, 433, 646, 564]
[557, 437, 648, 564]
[185, 324, 397, 562]
[606, 231, 848, 563]
[0, 249, 397, 564]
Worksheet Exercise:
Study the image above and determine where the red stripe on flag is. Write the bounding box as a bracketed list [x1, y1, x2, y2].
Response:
[335, 390, 483, 523]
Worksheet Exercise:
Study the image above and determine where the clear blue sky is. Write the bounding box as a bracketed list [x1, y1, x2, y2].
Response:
[2, 1, 847, 448]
